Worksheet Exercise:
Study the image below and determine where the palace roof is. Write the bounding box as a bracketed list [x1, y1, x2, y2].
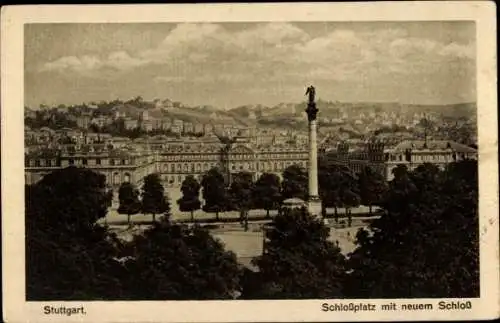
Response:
[390, 140, 476, 153]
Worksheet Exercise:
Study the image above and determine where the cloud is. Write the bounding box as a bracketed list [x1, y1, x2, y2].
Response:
[40, 55, 102, 73]
[40, 50, 148, 74]
[439, 42, 475, 59]
[105, 51, 149, 70]
[39, 22, 475, 87]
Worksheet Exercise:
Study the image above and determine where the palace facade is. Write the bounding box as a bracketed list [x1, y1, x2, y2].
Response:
[24, 135, 309, 191]
[326, 139, 477, 181]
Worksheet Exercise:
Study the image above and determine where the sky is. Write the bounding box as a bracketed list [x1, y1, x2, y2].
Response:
[25, 21, 476, 109]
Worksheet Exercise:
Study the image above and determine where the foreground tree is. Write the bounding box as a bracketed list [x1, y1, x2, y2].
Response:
[241, 207, 346, 299]
[141, 173, 169, 222]
[123, 219, 242, 300]
[229, 172, 254, 230]
[345, 160, 479, 298]
[26, 167, 125, 300]
[281, 164, 308, 201]
[177, 175, 202, 222]
[319, 160, 360, 221]
[201, 168, 229, 220]
[118, 182, 141, 225]
[358, 166, 387, 214]
[252, 173, 282, 218]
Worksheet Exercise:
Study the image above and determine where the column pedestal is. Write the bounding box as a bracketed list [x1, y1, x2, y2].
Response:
[307, 196, 322, 218]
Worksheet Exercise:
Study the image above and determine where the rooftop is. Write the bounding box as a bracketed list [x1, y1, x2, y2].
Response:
[390, 140, 476, 153]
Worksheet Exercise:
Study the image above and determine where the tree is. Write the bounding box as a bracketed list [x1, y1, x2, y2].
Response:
[118, 182, 141, 225]
[141, 173, 169, 222]
[26, 167, 125, 300]
[177, 175, 201, 222]
[358, 166, 388, 214]
[281, 164, 308, 201]
[342, 189, 361, 227]
[122, 220, 242, 300]
[319, 159, 360, 222]
[319, 160, 342, 220]
[383, 165, 418, 211]
[253, 173, 282, 218]
[345, 160, 479, 298]
[241, 207, 346, 299]
[229, 172, 254, 231]
[201, 168, 228, 221]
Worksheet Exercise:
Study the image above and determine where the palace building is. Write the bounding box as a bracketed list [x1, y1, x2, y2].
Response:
[24, 135, 310, 203]
[24, 143, 157, 190]
[326, 139, 477, 181]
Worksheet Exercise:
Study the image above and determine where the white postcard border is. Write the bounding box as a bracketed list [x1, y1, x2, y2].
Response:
[2, 2, 498, 322]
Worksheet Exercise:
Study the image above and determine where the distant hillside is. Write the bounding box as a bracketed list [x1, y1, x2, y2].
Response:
[228, 101, 477, 120]
[29, 98, 476, 129]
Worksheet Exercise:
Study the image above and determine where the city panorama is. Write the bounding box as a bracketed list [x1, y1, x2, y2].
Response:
[24, 21, 479, 300]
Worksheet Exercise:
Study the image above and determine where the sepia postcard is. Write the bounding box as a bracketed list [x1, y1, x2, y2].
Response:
[2, 2, 499, 322]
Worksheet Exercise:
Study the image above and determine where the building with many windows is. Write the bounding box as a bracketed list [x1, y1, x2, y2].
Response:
[25, 144, 156, 187]
[383, 140, 477, 180]
[24, 135, 309, 193]
[326, 139, 477, 181]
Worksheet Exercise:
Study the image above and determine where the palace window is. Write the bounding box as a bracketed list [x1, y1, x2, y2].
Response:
[82, 159, 88, 165]
[113, 173, 120, 185]
[69, 159, 74, 165]
[96, 158, 101, 165]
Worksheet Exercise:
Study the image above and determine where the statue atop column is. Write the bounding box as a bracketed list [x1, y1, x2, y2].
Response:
[305, 85, 316, 103]
[305, 85, 319, 121]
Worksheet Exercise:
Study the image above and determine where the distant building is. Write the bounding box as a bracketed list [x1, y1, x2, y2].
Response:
[170, 124, 182, 134]
[203, 124, 213, 135]
[194, 123, 204, 134]
[90, 116, 111, 128]
[161, 119, 172, 131]
[183, 122, 194, 134]
[114, 110, 127, 120]
[140, 120, 153, 132]
[124, 118, 138, 130]
[76, 116, 91, 129]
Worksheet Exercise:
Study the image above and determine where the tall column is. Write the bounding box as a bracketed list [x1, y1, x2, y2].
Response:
[305, 85, 322, 218]
[308, 118, 319, 198]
